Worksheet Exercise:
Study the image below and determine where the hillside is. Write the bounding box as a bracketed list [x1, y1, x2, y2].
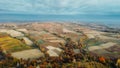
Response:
[0, 22, 119, 68]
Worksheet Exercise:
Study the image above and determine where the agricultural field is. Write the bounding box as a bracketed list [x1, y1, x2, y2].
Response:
[0, 33, 31, 53]
[84, 38, 107, 47]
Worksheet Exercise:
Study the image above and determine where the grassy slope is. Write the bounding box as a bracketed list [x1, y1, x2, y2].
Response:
[0, 34, 31, 53]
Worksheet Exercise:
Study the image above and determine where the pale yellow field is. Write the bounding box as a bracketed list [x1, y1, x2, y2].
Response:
[0, 34, 31, 52]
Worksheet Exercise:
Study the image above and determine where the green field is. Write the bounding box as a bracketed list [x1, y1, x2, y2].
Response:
[0, 34, 31, 53]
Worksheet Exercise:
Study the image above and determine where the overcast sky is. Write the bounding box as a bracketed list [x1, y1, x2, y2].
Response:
[0, 0, 120, 15]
